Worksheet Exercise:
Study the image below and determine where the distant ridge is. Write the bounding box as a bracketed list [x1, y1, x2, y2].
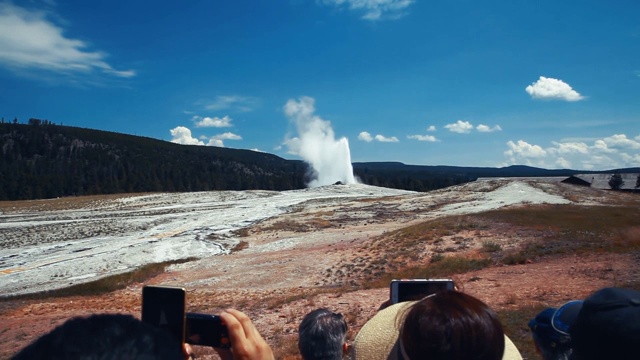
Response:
[1, 122, 637, 200]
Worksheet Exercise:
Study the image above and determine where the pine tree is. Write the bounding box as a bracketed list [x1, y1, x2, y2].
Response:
[608, 173, 624, 190]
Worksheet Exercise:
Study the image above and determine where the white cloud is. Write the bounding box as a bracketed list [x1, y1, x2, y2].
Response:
[593, 140, 615, 153]
[503, 134, 640, 170]
[205, 132, 242, 147]
[213, 132, 242, 141]
[358, 131, 373, 142]
[505, 140, 547, 158]
[205, 95, 258, 112]
[358, 131, 398, 142]
[602, 134, 640, 149]
[555, 157, 571, 169]
[170, 126, 241, 147]
[407, 134, 437, 142]
[193, 115, 233, 128]
[0, 3, 134, 78]
[322, 0, 414, 21]
[206, 138, 224, 147]
[170, 126, 205, 145]
[551, 141, 589, 154]
[444, 120, 473, 134]
[525, 76, 584, 101]
[427, 125, 436, 132]
[476, 124, 502, 133]
[375, 134, 399, 142]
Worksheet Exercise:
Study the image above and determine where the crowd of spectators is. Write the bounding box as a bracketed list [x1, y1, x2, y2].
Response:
[11, 286, 640, 360]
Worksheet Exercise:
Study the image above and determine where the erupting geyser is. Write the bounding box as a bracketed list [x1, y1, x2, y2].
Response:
[284, 96, 358, 187]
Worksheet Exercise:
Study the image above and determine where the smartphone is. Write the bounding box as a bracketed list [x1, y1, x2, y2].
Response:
[390, 279, 455, 304]
[141, 285, 186, 349]
[185, 312, 231, 348]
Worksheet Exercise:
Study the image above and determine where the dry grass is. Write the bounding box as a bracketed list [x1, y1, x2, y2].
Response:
[479, 205, 640, 264]
[0, 193, 156, 213]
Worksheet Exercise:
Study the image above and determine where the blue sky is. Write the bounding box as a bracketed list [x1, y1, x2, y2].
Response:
[0, 0, 638, 171]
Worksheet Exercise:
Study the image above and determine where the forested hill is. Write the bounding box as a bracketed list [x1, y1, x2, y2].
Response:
[0, 123, 307, 200]
[2, 122, 635, 201]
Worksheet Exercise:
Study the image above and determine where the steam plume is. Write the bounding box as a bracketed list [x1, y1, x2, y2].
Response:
[284, 96, 357, 187]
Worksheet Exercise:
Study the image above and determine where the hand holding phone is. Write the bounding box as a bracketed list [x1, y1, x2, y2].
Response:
[185, 313, 230, 348]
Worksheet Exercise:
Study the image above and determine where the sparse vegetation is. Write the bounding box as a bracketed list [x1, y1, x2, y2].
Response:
[478, 205, 640, 263]
[0, 258, 197, 301]
[481, 240, 502, 253]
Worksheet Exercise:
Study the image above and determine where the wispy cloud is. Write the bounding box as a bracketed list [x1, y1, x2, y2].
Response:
[206, 132, 242, 147]
[444, 120, 502, 134]
[476, 124, 502, 133]
[407, 134, 437, 142]
[375, 134, 399, 142]
[503, 134, 640, 170]
[205, 95, 258, 112]
[358, 131, 373, 142]
[0, 3, 134, 79]
[193, 115, 233, 128]
[321, 0, 414, 21]
[358, 131, 398, 142]
[444, 120, 474, 134]
[525, 76, 584, 101]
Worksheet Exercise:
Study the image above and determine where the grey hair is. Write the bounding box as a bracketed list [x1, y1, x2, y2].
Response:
[298, 308, 348, 360]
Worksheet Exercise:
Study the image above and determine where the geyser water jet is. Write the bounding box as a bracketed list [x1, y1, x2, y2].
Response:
[284, 96, 358, 187]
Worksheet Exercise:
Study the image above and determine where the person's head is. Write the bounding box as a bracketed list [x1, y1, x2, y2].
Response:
[569, 287, 640, 360]
[352, 291, 522, 360]
[399, 290, 505, 360]
[298, 308, 349, 360]
[528, 301, 583, 360]
[12, 313, 184, 360]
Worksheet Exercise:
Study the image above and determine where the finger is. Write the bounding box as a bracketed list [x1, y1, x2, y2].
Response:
[183, 343, 195, 360]
[224, 308, 257, 339]
[220, 310, 246, 342]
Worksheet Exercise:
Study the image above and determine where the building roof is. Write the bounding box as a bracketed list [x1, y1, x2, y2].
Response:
[566, 173, 640, 190]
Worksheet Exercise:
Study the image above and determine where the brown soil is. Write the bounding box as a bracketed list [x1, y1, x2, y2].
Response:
[1, 181, 639, 359]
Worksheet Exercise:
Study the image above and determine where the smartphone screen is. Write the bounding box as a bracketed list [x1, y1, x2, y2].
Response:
[390, 279, 455, 303]
[185, 313, 231, 348]
[141, 285, 186, 348]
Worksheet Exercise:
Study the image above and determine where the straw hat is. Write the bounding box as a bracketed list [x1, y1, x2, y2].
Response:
[352, 301, 522, 360]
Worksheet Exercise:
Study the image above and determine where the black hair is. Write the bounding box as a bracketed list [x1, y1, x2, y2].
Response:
[12, 313, 183, 360]
[298, 308, 348, 360]
[400, 291, 505, 360]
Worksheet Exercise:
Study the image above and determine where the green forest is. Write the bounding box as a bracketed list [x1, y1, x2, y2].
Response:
[2, 121, 632, 201]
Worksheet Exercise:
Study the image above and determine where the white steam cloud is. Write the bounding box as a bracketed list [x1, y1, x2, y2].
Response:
[284, 96, 357, 187]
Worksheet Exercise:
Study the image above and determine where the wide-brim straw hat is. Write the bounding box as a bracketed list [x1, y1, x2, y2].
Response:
[352, 300, 522, 360]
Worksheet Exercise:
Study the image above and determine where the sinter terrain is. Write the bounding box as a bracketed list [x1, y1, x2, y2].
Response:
[1, 179, 639, 359]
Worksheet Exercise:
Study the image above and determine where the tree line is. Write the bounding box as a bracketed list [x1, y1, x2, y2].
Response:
[0, 123, 307, 200]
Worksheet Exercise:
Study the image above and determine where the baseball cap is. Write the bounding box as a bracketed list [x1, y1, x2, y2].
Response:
[528, 301, 582, 350]
[569, 287, 640, 360]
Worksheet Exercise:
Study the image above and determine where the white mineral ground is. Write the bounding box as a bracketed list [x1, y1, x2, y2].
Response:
[0, 180, 572, 298]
